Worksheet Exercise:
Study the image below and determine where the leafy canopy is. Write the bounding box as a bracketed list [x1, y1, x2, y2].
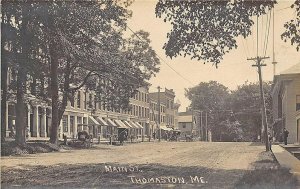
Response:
[155, 0, 275, 66]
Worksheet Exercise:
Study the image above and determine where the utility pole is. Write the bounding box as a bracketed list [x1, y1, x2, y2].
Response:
[200, 111, 203, 141]
[205, 111, 208, 142]
[157, 86, 161, 142]
[272, 8, 277, 77]
[247, 56, 270, 151]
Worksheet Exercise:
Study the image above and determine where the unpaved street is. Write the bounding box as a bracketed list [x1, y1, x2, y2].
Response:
[1, 142, 294, 188]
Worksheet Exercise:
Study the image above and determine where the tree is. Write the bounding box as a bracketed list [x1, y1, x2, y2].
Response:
[155, 0, 275, 66]
[2, 1, 160, 144]
[230, 81, 272, 141]
[185, 81, 230, 111]
[185, 81, 231, 140]
[281, 0, 300, 52]
[1, 1, 45, 144]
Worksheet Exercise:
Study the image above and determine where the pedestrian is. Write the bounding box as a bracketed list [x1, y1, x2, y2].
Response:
[283, 128, 289, 145]
[152, 132, 156, 140]
[119, 131, 125, 145]
[268, 133, 272, 151]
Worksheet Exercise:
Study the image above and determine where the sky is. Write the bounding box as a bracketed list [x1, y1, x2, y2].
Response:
[126, 0, 300, 112]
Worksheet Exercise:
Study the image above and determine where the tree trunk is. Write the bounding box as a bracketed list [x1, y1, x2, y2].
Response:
[49, 38, 59, 144]
[15, 67, 26, 145]
[58, 60, 71, 124]
[1, 58, 8, 142]
[15, 9, 30, 145]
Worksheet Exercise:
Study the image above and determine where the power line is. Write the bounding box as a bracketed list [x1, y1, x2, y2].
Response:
[263, 10, 272, 57]
[126, 25, 195, 86]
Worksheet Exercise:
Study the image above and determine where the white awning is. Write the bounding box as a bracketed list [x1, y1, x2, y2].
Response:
[134, 122, 144, 129]
[128, 121, 139, 129]
[96, 117, 108, 126]
[114, 119, 129, 129]
[88, 116, 100, 125]
[107, 118, 117, 127]
[122, 120, 133, 128]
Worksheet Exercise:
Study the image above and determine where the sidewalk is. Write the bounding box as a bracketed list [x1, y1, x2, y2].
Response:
[272, 145, 300, 181]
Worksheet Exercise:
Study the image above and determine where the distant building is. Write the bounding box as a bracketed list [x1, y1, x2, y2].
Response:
[148, 88, 179, 135]
[272, 63, 300, 144]
[178, 111, 195, 136]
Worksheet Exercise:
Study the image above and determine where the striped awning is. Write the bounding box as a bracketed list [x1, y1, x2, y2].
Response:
[114, 119, 129, 129]
[122, 120, 133, 128]
[88, 116, 100, 125]
[107, 118, 117, 127]
[134, 122, 143, 129]
[128, 121, 139, 129]
[96, 117, 108, 126]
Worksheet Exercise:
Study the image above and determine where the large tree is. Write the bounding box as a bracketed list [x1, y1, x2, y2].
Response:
[1, 0, 160, 144]
[231, 81, 272, 141]
[1, 1, 45, 144]
[282, 0, 300, 52]
[185, 81, 231, 140]
[155, 0, 275, 66]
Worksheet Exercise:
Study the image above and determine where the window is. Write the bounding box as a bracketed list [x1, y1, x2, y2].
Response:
[139, 106, 141, 117]
[62, 115, 68, 132]
[70, 96, 74, 107]
[70, 116, 74, 133]
[89, 94, 93, 109]
[83, 117, 87, 125]
[297, 95, 300, 111]
[182, 123, 186, 128]
[94, 95, 97, 110]
[77, 91, 81, 108]
[77, 116, 82, 125]
[84, 91, 87, 109]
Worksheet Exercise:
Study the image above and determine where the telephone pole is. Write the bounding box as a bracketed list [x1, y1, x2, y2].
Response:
[205, 111, 208, 142]
[247, 56, 270, 151]
[157, 86, 161, 142]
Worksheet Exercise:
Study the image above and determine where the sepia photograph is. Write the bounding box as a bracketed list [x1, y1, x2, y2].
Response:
[1, 0, 300, 188]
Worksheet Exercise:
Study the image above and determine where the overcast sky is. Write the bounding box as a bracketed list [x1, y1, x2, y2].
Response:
[127, 0, 300, 112]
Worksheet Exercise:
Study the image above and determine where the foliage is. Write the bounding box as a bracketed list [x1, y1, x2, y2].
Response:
[212, 120, 243, 142]
[155, 0, 275, 66]
[1, 0, 160, 144]
[231, 81, 272, 141]
[185, 81, 230, 111]
[186, 81, 272, 142]
[281, 0, 300, 52]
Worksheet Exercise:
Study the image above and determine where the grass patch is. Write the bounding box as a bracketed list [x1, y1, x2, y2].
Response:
[235, 152, 298, 189]
[1, 141, 60, 156]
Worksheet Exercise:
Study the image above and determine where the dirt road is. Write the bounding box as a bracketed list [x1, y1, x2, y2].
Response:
[1, 142, 296, 188]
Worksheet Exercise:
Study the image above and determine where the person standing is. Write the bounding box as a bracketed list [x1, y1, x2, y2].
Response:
[283, 128, 289, 145]
[152, 132, 156, 140]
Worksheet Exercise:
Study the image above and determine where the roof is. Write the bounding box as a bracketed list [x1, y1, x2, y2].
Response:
[178, 111, 193, 116]
[178, 115, 193, 123]
[280, 63, 300, 75]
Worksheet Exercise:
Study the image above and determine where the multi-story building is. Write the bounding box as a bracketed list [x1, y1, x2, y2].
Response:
[4, 68, 148, 141]
[272, 63, 300, 144]
[148, 88, 179, 135]
[4, 68, 181, 142]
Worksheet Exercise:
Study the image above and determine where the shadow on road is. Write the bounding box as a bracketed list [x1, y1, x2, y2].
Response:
[2, 155, 297, 189]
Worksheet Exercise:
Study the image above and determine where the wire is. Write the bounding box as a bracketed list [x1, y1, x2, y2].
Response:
[263, 10, 272, 57]
[126, 25, 195, 86]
